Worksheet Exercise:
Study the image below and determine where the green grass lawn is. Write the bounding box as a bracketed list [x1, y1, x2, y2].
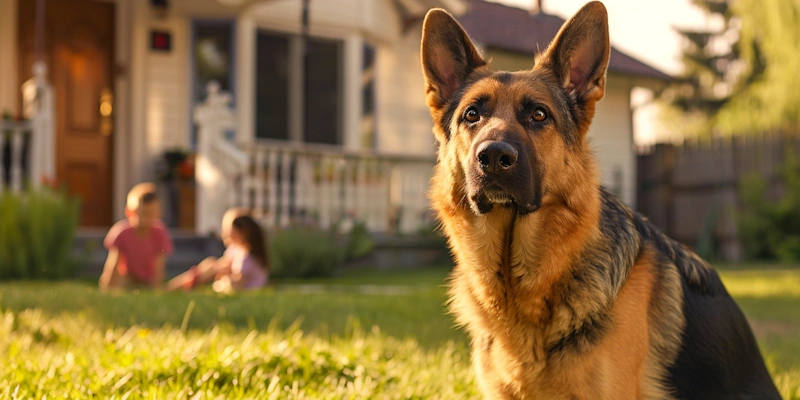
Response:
[0, 265, 798, 399]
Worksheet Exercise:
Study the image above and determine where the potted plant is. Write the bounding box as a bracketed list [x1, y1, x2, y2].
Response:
[156, 148, 196, 229]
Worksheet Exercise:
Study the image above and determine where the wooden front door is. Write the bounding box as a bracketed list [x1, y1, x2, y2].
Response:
[18, 0, 115, 227]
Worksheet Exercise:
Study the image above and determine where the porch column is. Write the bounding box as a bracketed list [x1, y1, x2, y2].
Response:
[343, 34, 364, 152]
[236, 15, 256, 145]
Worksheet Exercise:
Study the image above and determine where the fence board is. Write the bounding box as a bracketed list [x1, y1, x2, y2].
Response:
[636, 134, 796, 262]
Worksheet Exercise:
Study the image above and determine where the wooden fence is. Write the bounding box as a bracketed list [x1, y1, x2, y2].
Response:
[636, 131, 800, 262]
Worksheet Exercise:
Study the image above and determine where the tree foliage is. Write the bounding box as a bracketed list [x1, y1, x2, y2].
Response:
[715, 0, 800, 134]
[663, 0, 800, 136]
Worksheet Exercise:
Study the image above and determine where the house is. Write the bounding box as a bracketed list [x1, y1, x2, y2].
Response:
[0, 0, 669, 237]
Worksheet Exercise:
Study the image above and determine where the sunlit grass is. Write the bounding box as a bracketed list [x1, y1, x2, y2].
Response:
[0, 265, 798, 398]
[719, 269, 800, 298]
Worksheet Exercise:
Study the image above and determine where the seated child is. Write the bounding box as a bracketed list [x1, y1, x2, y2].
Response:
[167, 209, 269, 292]
[99, 183, 173, 291]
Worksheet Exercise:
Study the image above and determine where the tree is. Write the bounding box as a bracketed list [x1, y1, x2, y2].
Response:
[664, 0, 764, 136]
[665, 0, 800, 137]
[714, 0, 800, 134]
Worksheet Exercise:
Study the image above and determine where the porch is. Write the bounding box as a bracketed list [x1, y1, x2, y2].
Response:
[0, 78, 437, 238]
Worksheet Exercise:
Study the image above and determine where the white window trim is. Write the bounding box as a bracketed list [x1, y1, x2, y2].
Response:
[236, 15, 363, 150]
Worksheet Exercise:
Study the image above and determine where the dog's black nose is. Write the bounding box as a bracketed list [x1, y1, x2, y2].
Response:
[476, 141, 518, 173]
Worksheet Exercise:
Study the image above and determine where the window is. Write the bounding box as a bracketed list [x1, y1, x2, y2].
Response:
[255, 30, 343, 145]
[192, 20, 235, 145]
[255, 32, 290, 141]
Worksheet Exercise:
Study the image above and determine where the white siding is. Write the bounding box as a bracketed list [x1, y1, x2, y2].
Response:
[590, 77, 636, 207]
[375, 26, 438, 157]
[145, 15, 191, 157]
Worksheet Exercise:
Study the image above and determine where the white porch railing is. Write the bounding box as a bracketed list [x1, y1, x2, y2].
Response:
[236, 141, 436, 234]
[193, 81, 436, 235]
[0, 119, 31, 193]
[194, 81, 249, 234]
[1, 60, 56, 193]
[22, 61, 56, 189]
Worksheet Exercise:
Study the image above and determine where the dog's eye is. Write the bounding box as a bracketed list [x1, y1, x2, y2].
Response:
[532, 107, 548, 122]
[464, 106, 480, 123]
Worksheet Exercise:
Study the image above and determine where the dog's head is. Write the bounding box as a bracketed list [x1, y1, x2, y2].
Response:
[421, 2, 610, 216]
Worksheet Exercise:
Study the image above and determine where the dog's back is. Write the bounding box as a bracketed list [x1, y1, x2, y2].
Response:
[635, 209, 780, 399]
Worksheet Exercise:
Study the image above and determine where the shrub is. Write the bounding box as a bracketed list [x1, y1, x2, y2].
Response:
[738, 154, 800, 262]
[0, 188, 81, 280]
[333, 219, 375, 261]
[269, 227, 345, 279]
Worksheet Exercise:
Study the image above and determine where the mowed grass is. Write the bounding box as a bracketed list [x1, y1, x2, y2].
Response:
[0, 265, 798, 399]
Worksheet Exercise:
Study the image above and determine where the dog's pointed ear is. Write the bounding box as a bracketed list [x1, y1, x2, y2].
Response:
[421, 9, 486, 110]
[539, 1, 610, 104]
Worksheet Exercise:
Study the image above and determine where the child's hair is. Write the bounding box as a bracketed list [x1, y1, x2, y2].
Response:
[126, 182, 158, 210]
[222, 207, 251, 227]
[231, 215, 269, 273]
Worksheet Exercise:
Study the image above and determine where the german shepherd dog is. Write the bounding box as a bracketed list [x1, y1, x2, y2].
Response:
[420, 2, 781, 399]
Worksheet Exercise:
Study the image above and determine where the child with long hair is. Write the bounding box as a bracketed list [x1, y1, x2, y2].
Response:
[168, 210, 269, 292]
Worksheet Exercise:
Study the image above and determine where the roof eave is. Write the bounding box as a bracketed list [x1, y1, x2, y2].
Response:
[394, 0, 467, 16]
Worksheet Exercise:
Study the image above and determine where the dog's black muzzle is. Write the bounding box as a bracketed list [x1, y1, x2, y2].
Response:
[468, 140, 541, 215]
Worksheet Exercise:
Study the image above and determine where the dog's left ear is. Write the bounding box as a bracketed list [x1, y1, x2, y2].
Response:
[540, 1, 610, 105]
[421, 9, 486, 111]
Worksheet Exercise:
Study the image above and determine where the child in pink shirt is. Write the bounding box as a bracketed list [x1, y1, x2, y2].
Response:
[168, 210, 268, 292]
[99, 183, 173, 290]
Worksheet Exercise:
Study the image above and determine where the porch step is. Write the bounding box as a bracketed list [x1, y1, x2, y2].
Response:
[74, 229, 225, 279]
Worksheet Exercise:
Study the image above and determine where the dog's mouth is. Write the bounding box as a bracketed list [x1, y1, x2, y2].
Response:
[469, 187, 540, 216]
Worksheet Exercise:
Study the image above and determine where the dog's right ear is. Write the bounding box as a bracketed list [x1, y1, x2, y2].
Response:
[421, 9, 486, 111]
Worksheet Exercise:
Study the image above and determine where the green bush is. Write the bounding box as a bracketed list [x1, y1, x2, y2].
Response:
[0, 188, 81, 280]
[269, 227, 345, 279]
[738, 154, 800, 262]
[338, 220, 375, 261]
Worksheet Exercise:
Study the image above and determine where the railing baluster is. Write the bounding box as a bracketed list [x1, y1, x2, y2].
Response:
[280, 150, 292, 228]
[355, 158, 368, 225]
[343, 157, 356, 222]
[253, 149, 266, 221]
[241, 148, 252, 212]
[266, 149, 279, 231]
[317, 156, 329, 229]
[10, 127, 25, 193]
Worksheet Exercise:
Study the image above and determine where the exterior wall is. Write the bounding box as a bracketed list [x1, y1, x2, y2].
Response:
[484, 47, 536, 72]
[374, 25, 438, 157]
[142, 16, 192, 157]
[590, 77, 636, 207]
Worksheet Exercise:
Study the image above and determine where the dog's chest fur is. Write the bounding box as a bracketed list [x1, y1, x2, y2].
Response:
[442, 193, 652, 398]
